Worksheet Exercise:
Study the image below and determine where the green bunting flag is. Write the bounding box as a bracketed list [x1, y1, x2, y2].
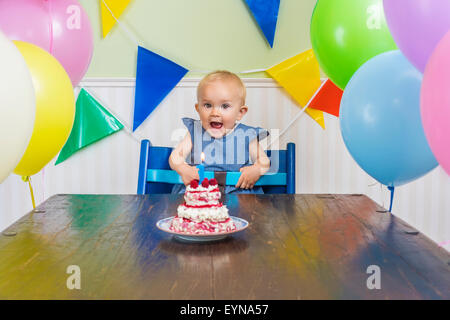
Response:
[55, 89, 124, 165]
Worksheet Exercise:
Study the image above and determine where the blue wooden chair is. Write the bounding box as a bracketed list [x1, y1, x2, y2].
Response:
[137, 139, 295, 194]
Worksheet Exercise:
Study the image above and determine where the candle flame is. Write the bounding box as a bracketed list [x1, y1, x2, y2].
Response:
[201, 152, 205, 162]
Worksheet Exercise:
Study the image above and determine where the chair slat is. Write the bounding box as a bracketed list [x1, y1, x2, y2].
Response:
[146, 169, 286, 186]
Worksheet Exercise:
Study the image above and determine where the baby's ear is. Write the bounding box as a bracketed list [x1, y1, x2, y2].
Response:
[195, 103, 199, 113]
[237, 105, 248, 120]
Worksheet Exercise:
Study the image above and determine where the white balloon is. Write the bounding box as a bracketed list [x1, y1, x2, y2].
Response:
[0, 31, 35, 183]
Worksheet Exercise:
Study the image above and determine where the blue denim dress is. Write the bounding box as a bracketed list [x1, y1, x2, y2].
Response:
[171, 117, 269, 194]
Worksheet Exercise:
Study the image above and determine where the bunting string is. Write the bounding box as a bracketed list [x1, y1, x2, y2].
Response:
[79, 87, 144, 143]
[101, 0, 140, 46]
[100, 0, 327, 144]
[267, 79, 328, 149]
[101, 0, 274, 75]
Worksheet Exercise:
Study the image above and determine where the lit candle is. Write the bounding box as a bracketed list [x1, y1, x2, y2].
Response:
[197, 152, 205, 182]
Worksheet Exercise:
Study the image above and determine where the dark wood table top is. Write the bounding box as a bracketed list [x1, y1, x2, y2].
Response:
[0, 194, 449, 300]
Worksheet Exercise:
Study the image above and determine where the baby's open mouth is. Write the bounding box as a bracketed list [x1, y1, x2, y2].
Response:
[210, 121, 223, 129]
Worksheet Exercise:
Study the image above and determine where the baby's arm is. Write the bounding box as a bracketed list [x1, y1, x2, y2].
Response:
[235, 139, 270, 189]
[169, 132, 199, 185]
[249, 139, 271, 175]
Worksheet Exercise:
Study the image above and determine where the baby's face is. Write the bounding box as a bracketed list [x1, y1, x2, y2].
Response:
[195, 79, 247, 139]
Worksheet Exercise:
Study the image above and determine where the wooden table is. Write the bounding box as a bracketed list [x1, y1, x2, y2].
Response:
[0, 194, 449, 300]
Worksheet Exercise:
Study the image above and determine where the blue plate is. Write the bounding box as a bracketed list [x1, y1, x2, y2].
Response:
[156, 216, 249, 242]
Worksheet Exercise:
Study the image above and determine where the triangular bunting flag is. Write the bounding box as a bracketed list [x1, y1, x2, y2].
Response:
[266, 49, 326, 129]
[133, 46, 189, 131]
[244, 0, 280, 48]
[308, 79, 343, 117]
[100, 0, 132, 38]
[55, 89, 124, 165]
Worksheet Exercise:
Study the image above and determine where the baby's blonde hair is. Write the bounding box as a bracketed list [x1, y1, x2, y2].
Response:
[197, 70, 246, 105]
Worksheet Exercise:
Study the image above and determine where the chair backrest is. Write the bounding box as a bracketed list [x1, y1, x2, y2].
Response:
[137, 139, 295, 194]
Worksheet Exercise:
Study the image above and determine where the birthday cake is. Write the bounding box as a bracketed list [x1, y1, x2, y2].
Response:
[170, 178, 236, 234]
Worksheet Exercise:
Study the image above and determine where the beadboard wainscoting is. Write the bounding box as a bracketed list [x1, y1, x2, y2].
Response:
[1, 78, 449, 251]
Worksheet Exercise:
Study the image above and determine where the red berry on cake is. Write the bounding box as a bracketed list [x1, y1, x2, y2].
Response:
[209, 178, 218, 186]
[190, 179, 199, 188]
[201, 178, 209, 188]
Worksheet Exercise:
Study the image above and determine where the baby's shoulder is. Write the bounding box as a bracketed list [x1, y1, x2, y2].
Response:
[181, 117, 196, 127]
[233, 123, 269, 141]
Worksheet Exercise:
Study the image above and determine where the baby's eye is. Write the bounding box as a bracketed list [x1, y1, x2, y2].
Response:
[221, 103, 231, 109]
[204, 103, 212, 108]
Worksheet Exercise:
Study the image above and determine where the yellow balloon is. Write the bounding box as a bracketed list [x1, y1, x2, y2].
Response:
[13, 41, 75, 177]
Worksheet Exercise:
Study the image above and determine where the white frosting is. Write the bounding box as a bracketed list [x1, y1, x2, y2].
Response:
[186, 184, 219, 193]
[177, 204, 229, 222]
[184, 183, 221, 206]
[184, 190, 220, 206]
[177, 182, 230, 222]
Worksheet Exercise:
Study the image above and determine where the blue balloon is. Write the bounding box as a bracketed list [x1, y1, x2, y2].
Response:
[340, 50, 438, 187]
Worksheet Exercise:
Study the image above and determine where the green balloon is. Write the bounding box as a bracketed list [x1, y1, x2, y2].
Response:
[310, 0, 397, 90]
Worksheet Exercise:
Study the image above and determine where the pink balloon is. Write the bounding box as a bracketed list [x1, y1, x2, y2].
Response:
[421, 31, 450, 176]
[49, 0, 94, 86]
[0, 0, 93, 86]
[0, 0, 51, 51]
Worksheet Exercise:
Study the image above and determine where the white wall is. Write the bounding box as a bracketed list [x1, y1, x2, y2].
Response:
[1, 78, 449, 251]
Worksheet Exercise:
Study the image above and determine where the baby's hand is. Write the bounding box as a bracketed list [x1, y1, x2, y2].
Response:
[180, 165, 200, 186]
[235, 164, 262, 190]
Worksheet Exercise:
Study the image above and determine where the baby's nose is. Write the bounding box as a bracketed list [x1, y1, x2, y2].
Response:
[210, 106, 221, 115]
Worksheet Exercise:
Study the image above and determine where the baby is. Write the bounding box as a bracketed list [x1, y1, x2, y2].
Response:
[170, 70, 270, 193]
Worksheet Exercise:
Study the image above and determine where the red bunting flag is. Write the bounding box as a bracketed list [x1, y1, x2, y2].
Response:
[308, 79, 343, 117]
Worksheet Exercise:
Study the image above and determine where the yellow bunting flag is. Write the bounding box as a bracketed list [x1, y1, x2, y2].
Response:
[100, 0, 132, 38]
[266, 49, 325, 129]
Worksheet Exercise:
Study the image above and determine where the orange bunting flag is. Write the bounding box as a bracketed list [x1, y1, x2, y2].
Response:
[308, 79, 343, 117]
[100, 0, 132, 38]
[266, 49, 325, 129]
